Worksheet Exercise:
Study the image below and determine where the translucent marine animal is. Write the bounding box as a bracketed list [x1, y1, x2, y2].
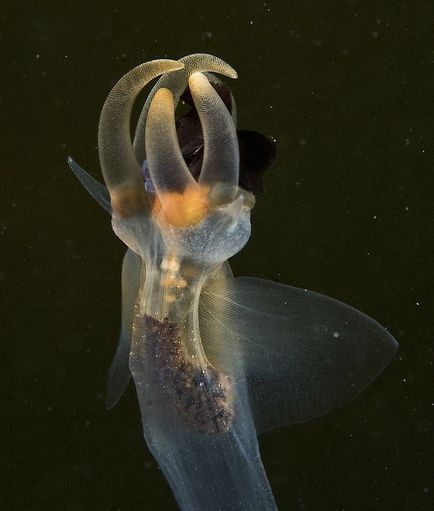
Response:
[69, 53, 398, 511]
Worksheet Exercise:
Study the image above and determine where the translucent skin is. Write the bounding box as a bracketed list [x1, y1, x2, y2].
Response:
[69, 54, 398, 511]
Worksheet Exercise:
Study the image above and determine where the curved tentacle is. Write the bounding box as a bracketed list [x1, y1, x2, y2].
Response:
[133, 53, 238, 165]
[98, 59, 184, 217]
[145, 88, 208, 227]
[189, 72, 239, 206]
[203, 72, 237, 126]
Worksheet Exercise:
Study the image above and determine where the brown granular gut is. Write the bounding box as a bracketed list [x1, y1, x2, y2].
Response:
[143, 315, 234, 434]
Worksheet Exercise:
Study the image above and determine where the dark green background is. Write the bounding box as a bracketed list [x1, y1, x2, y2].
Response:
[1, 1, 432, 510]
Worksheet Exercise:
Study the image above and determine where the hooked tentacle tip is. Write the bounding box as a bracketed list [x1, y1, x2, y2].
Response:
[152, 87, 174, 106]
[188, 72, 210, 94]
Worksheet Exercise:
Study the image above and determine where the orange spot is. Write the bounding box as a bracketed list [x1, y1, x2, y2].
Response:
[153, 184, 210, 227]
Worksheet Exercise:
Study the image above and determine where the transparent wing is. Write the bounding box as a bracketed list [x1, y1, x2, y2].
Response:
[105, 249, 142, 409]
[67, 157, 112, 213]
[199, 276, 398, 434]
